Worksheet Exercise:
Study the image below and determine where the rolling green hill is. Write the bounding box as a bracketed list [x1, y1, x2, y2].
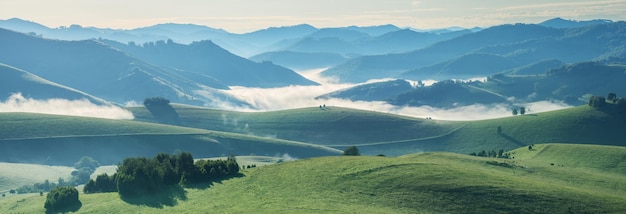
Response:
[131, 103, 626, 156]
[0, 113, 341, 165]
[2, 144, 625, 213]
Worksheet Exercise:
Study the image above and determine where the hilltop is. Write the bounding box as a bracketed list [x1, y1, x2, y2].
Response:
[131, 102, 626, 156]
[0, 112, 340, 165]
[3, 144, 625, 213]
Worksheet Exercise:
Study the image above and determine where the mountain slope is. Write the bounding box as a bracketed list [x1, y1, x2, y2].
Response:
[101, 39, 318, 87]
[0, 63, 106, 104]
[0, 28, 246, 107]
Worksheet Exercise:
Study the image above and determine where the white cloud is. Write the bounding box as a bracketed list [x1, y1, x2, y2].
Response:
[0, 93, 134, 119]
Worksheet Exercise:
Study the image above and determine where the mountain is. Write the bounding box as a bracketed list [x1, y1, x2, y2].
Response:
[0, 28, 244, 107]
[249, 51, 350, 71]
[504, 59, 565, 75]
[99, 39, 318, 87]
[322, 21, 626, 83]
[400, 53, 520, 80]
[342, 24, 401, 36]
[539, 17, 613, 29]
[316, 79, 415, 101]
[0, 18, 49, 34]
[0, 63, 107, 104]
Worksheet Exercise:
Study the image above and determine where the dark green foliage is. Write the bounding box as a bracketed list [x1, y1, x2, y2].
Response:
[588, 96, 606, 108]
[470, 149, 511, 159]
[44, 186, 81, 213]
[608, 92, 617, 102]
[512, 108, 518, 115]
[83, 173, 117, 194]
[520, 107, 526, 115]
[108, 152, 239, 198]
[343, 146, 360, 156]
[74, 156, 100, 171]
[143, 97, 181, 125]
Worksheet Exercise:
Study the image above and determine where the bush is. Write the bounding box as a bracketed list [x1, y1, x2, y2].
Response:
[44, 186, 81, 213]
[343, 146, 360, 156]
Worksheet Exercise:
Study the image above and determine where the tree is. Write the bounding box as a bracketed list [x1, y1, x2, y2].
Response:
[343, 146, 360, 156]
[520, 107, 526, 115]
[44, 186, 81, 213]
[74, 156, 100, 171]
[608, 92, 617, 102]
[588, 96, 606, 108]
[512, 108, 518, 116]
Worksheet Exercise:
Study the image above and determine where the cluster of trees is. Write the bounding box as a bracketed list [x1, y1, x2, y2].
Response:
[44, 186, 80, 213]
[15, 156, 99, 194]
[469, 149, 511, 159]
[84, 152, 240, 198]
[589, 92, 626, 108]
[143, 96, 180, 124]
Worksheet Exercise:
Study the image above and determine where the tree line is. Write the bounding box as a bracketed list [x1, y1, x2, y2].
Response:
[84, 152, 240, 198]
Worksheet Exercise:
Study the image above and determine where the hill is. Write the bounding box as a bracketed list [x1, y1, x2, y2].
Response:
[249, 51, 349, 70]
[539, 17, 613, 29]
[3, 144, 626, 213]
[323, 62, 626, 108]
[131, 103, 626, 156]
[0, 112, 341, 165]
[0, 63, 107, 104]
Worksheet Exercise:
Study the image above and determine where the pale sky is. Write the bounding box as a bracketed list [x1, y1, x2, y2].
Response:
[1, 0, 626, 33]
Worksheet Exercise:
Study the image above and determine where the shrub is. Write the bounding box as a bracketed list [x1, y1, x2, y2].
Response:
[44, 186, 80, 213]
[343, 146, 360, 156]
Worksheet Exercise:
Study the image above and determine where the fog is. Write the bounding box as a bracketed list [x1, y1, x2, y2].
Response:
[0, 93, 134, 119]
[218, 69, 571, 121]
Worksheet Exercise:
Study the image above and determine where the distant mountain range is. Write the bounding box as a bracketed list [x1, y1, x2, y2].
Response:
[322, 20, 626, 83]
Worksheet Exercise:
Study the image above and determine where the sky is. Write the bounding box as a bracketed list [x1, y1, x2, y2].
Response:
[1, 0, 626, 33]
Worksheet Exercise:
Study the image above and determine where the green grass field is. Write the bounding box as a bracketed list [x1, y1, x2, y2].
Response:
[131, 103, 626, 156]
[2, 144, 625, 213]
[0, 112, 341, 165]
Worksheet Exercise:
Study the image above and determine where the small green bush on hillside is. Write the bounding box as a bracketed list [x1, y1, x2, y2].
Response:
[343, 146, 360, 156]
[44, 186, 81, 213]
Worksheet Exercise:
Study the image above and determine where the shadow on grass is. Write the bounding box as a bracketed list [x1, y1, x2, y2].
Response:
[498, 132, 526, 147]
[185, 173, 246, 190]
[45, 201, 82, 214]
[121, 185, 187, 208]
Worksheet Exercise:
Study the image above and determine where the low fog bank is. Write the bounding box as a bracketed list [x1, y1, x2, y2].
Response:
[0, 93, 134, 119]
[217, 69, 571, 121]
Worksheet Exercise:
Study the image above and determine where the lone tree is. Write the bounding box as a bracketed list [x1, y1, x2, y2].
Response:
[608, 92, 617, 102]
[512, 108, 518, 116]
[588, 96, 606, 108]
[343, 146, 360, 156]
[44, 186, 81, 213]
[520, 107, 526, 115]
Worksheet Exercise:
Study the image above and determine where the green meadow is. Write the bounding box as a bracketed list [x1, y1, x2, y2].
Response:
[2, 144, 625, 213]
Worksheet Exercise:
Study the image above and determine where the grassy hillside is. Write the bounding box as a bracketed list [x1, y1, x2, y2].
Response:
[0, 113, 341, 165]
[3, 144, 625, 213]
[130, 105, 464, 153]
[131, 103, 626, 156]
[0, 163, 73, 193]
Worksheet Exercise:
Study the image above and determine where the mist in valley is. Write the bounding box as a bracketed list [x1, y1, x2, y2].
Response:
[0, 93, 134, 120]
[216, 69, 571, 121]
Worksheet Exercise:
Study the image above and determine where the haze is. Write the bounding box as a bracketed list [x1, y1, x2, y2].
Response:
[2, 0, 626, 33]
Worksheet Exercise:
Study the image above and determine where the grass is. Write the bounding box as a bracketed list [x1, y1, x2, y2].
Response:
[0, 163, 73, 193]
[0, 112, 341, 166]
[2, 144, 625, 213]
[131, 103, 626, 156]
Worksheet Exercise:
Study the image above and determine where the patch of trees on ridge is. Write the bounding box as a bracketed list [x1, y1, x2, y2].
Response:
[589, 92, 626, 109]
[84, 152, 240, 198]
